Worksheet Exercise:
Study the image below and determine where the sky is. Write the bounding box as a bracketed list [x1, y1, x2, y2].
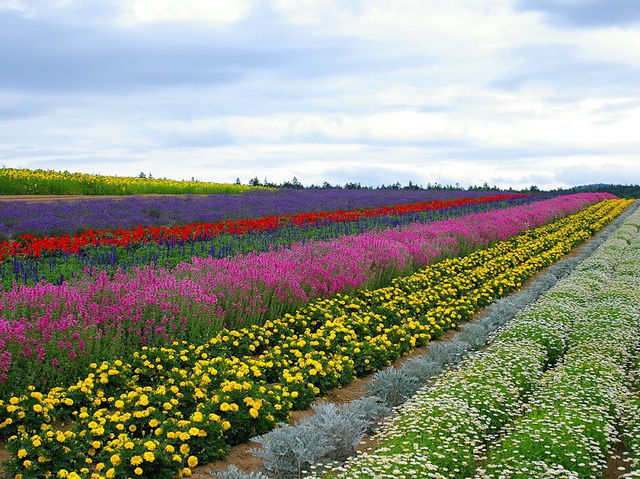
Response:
[1, 0, 639, 189]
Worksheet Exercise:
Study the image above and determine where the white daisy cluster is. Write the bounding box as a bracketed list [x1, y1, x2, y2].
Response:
[308, 205, 640, 479]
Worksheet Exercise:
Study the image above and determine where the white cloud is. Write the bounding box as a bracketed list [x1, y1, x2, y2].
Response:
[118, 0, 254, 25]
[1, 0, 640, 188]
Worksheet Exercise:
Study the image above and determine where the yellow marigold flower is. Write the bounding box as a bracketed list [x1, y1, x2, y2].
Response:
[130, 455, 143, 466]
[105, 469, 115, 478]
[17, 448, 27, 458]
[180, 443, 190, 454]
[32, 404, 43, 413]
[110, 454, 121, 466]
[143, 451, 155, 462]
[187, 456, 198, 468]
[134, 467, 143, 475]
[249, 408, 259, 419]
[183, 467, 192, 477]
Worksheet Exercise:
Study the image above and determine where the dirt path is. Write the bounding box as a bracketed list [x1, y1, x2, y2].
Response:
[605, 439, 632, 478]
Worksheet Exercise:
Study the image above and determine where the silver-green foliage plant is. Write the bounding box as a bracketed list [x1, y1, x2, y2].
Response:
[363, 367, 421, 408]
[249, 397, 389, 478]
[250, 424, 332, 479]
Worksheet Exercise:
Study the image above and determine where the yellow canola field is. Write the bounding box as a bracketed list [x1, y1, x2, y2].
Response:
[0, 168, 260, 195]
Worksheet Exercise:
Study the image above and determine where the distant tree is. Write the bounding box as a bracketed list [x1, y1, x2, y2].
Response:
[249, 177, 261, 186]
[235, 177, 241, 185]
[404, 180, 421, 190]
[138, 172, 146, 179]
[279, 176, 302, 189]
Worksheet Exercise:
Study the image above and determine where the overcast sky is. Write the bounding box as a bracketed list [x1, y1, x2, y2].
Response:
[1, 0, 639, 188]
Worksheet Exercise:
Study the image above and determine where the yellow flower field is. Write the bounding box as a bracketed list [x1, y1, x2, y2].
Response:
[0, 168, 261, 195]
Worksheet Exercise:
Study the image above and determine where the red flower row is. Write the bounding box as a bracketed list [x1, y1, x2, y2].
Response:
[0, 194, 528, 260]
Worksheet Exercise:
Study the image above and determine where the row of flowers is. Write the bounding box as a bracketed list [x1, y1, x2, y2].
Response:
[0, 187, 520, 240]
[0, 167, 258, 197]
[314, 203, 640, 479]
[0, 199, 629, 479]
[0, 194, 539, 289]
[0, 194, 527, 260]
[0, 194, 613, 394]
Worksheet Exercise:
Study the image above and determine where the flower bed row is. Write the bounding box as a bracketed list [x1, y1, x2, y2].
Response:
[313, 202, 640, 479]
[0, 194, 612, 393]
[0, 194, 527, 261]
[0, 167, 259, 196]
[0, 195, 538, 289]
[0, 198, 628, 479]
[0, 187, 516, 240]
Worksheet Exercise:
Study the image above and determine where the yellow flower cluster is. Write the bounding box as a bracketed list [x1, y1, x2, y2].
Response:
[0, 199, 630, 479]
[0, 167, 262, 195]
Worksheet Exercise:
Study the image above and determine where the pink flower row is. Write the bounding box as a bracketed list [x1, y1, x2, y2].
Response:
[0, 192, 613, 389]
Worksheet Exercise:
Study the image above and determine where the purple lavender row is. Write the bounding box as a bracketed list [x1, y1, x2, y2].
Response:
[0, 189, 509, 239]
